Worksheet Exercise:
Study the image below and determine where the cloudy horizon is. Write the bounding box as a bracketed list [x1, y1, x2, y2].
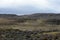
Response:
[0, 0, 60, 15]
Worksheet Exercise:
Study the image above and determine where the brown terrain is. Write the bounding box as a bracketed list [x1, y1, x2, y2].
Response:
[0, 13, 60, 40]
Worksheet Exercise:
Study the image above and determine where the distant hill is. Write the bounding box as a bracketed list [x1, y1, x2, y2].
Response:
[0, 13, 60, 19]
[17, 13, 60, 20]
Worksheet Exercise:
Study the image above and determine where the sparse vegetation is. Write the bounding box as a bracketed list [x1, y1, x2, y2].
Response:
[0, 13, 60, 40]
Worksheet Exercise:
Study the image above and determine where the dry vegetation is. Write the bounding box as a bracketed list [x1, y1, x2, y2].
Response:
[0, 14, 60, 40]
[0, 18, 60, 31]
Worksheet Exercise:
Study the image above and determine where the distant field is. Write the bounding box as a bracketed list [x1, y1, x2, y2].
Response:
[0, 17, 60, 31]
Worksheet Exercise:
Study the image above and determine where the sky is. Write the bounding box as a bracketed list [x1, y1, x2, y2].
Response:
[0, 0, 60, 15]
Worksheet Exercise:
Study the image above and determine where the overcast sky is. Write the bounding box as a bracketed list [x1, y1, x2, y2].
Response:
[0, 0, 60, 15]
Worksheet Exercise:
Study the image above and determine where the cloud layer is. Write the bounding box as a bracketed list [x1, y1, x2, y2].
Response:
[0, 0, 60, 14]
